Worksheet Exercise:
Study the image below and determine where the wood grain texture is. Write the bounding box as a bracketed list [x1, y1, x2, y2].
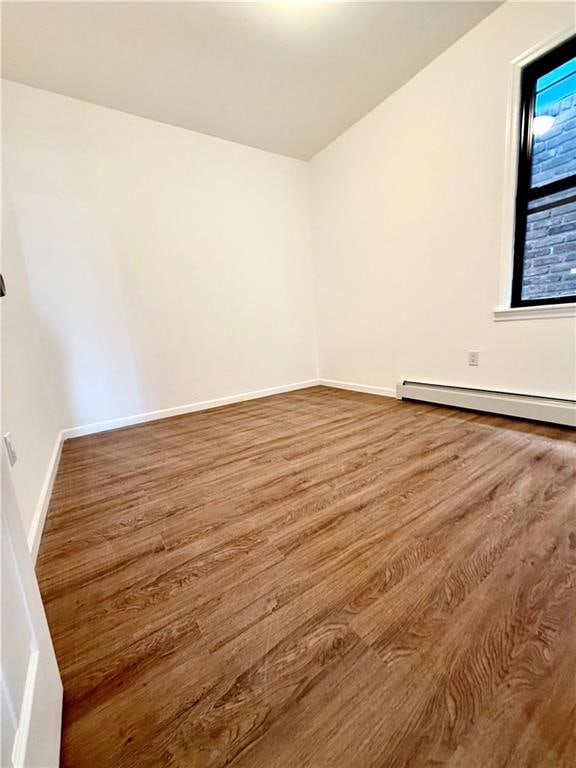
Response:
[36, 386, 576, 768]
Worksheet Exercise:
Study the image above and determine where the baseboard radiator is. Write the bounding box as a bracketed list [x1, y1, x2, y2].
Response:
[396, 380, 576, 428]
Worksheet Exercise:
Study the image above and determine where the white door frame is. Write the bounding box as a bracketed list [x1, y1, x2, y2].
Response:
[1, 452, 63, 768]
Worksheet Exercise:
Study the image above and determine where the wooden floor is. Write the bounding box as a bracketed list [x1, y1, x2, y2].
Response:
[37, 386, 576, 768]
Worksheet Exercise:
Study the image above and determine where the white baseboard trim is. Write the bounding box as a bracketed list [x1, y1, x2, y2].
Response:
[60, 380, 319, 440]
[28, 433, 64, 563]
[318, 379, 396, 399]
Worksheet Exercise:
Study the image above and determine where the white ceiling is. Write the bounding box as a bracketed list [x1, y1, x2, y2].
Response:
[2, 2, 500, 159]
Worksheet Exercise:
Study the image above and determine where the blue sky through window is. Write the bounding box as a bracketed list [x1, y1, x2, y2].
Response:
[535, 57, 576, 114]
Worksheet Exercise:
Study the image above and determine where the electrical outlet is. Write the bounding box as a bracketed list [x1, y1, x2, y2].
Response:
[3, 433, 18, 466]
[468, 350, 479, 367]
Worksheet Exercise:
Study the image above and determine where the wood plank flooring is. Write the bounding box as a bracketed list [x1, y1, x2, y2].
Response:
[36, 386, 576, 767]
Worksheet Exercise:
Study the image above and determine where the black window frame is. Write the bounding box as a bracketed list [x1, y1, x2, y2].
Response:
[511, 35, 576, 307]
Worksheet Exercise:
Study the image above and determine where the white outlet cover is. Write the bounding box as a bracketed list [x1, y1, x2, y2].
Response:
[468, 351, 479, 366]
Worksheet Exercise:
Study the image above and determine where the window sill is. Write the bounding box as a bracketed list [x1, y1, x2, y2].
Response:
[493, 304, 576, 321]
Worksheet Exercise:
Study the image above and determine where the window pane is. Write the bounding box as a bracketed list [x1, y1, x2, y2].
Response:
[531, 57, 576, 188]
[521, 192, 576, 301]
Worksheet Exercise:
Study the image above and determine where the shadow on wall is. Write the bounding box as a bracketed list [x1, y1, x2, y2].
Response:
[2, 196, 71, 535]
[2, 191, 141, 536]
[12, 194, 144, 425]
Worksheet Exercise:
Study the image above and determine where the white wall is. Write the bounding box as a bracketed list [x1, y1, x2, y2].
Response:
[309, 1, 576, 399]
[2, 80, 317, 539]
[2, 174, 69, 543]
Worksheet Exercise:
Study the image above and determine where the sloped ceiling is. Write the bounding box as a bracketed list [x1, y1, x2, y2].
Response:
[2, 1, 501, 159]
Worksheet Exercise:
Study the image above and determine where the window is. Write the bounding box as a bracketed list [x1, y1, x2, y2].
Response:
[512, 36, 576, 307]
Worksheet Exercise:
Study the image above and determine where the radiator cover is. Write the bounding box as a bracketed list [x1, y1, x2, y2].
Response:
[396, 380, 575, 428]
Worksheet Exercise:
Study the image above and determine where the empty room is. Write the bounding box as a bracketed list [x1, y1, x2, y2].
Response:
[1, 1, 575, 766]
